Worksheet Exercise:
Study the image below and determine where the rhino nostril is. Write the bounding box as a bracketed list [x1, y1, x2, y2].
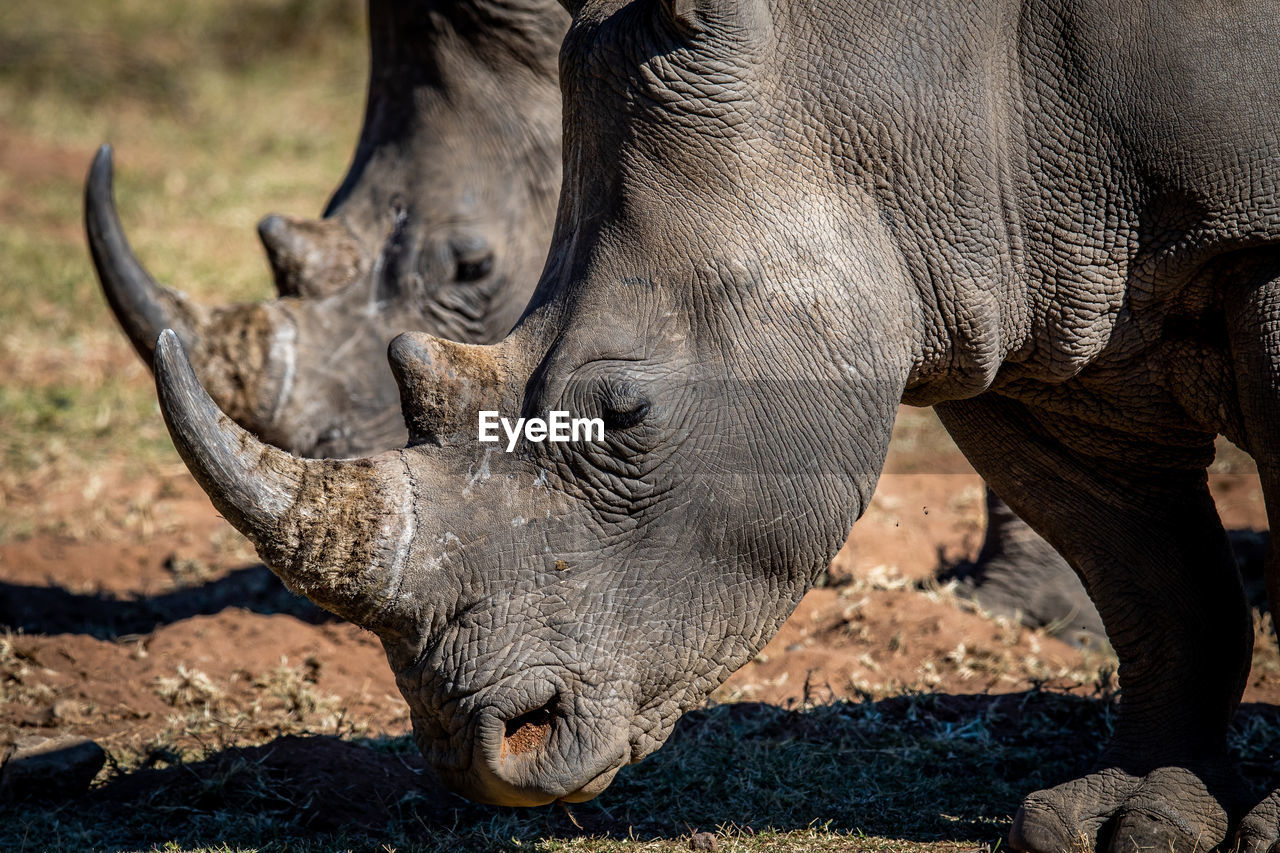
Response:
[501, 702, 555, 759]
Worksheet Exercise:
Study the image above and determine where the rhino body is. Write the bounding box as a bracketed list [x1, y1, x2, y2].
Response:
[88, 0, 568, 457]
[146, 0, 1280, 849]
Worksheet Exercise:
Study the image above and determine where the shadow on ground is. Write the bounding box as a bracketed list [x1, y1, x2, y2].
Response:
[0, 564, 326, 637]
[13, 689, 1273, 851]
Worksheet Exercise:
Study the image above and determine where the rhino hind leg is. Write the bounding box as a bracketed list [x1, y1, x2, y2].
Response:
[945, 487, 1106, 645]
[1224, 264, 1280, 851]
[937, 393, 1251, 853]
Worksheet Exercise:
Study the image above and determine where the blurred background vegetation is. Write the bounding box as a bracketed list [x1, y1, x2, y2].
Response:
[0, 0, 366, 538]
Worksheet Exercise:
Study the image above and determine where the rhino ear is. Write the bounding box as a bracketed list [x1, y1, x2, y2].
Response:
[661, 0, 710, 34]
[660, 0, 770, 38]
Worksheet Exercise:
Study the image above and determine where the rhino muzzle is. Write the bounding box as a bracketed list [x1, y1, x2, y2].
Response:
[429, 675, 633, 806]
[155, 327, 657, 806]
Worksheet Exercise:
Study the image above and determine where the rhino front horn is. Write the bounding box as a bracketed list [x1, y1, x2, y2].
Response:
[154, 329, 419, 636]
[85, 145, 204, 363]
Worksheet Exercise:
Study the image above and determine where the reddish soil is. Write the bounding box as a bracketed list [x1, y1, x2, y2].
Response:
[1, 411, 1275, 808]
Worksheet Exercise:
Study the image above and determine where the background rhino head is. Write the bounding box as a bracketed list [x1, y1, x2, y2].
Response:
[87, 0, 569, 458]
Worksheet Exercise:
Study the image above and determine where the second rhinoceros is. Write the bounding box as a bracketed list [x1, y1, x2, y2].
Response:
[87, 0, 568, 458]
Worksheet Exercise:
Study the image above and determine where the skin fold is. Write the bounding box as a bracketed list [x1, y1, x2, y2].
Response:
[119, 0, 1280, 849]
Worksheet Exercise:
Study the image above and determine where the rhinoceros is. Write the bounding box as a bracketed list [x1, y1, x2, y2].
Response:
[87, 0, 569, 458]
[88, 0, 1099, 637]
[149, 0, 1280, 848]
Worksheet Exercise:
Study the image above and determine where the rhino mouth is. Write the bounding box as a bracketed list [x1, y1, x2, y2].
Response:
[414, 673, 636, 806]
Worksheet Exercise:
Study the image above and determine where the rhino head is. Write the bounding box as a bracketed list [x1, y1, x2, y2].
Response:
[89, 0, 568, 458]
[153, 0, 916, 806]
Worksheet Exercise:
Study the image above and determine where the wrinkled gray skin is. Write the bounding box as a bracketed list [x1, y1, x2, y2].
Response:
[150, 0, 1280, 849]
[956, 491, 1266, 648]
[87, 0, 568, 458]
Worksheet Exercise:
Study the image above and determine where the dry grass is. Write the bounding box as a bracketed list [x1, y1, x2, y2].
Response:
[1, 687, 1123, 852]
[155, 666, 226, 711]
[7, 681, 1280, 852]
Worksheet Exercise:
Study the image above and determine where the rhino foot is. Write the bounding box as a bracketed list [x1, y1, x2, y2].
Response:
[946, 488, 1106, 646]
[1236, 791, 1280, 853]
[1009, 766, 1231, 853]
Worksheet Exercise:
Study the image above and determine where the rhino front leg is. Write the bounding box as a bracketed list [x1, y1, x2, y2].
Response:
[936, 393, 1251, 853]
[947, 486, 1105, 644]
[1225, 263, 1280, 852]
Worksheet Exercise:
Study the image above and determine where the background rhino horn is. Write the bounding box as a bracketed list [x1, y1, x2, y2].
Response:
[85, 145, 203, 363]
[155, 330, 418, 635]
[256, 213, 366, 299]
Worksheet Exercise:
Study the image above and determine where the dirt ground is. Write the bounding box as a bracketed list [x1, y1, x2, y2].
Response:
[2, 409, 1276, 846]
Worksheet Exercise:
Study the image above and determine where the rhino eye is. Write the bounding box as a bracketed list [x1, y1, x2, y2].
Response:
[602, 381, 651, 430]
[451, 236, 495, 283]
[456, 254, 493, 282]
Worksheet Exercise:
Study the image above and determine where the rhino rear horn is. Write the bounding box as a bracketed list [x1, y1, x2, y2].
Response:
[154, 329, 418, 635]
[389, 332, 510, 447]
[85, 145, 204, 363]
[257, 214, 367, 299]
